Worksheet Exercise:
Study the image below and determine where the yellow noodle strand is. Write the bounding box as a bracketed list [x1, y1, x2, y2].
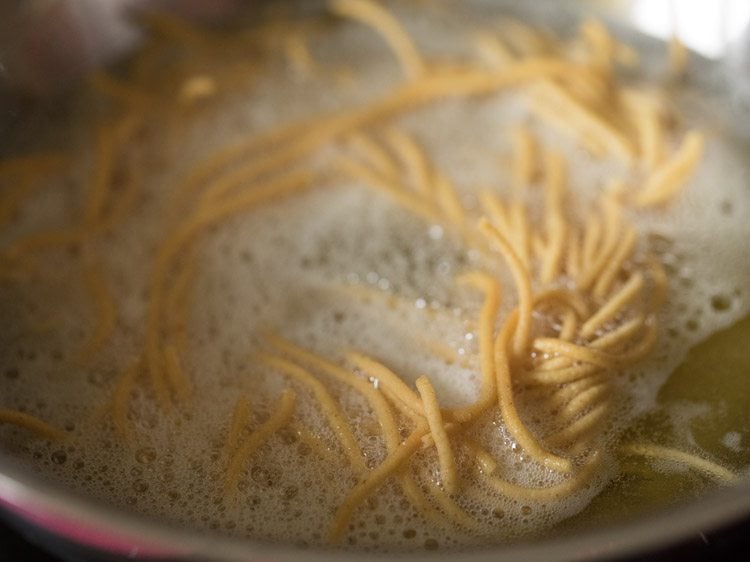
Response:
[84, 114, 141, 225]
[546, 401, 609, 447]
[579, 18, 615, 72]
[266, 336, 434, 514]
[528, 95, 606, 156]
[416, 376, 458, 493]
[197, 135, 323, 208]
[452, 272, 501, 423]
[171, 58, 579, 207]
[578, 197, 622, 290]
[0, 410, 67, 441]
[416, 336, 460, 366]
[347, 132, 400, 179]
[495, 312, 571, 472]
[328, 424, 428, 542]
[383, 127, 432, 195]
[593, 226, 637, 299]
[501, 19, 552, 56]
[463, 438, 498, 474]
[336, 156, 439, 221]
[224, 390, 296, 500]
[557, 383, 610, 421]
[540, 150, 568, 283]
[2, 138, 142, 262]
[646, 257, 668, 311]
[623, 90, 665, 169]
[541, 213, 567, 284]
[380, 384, 426, 423]
[110, 360, 141, 443]
[581, 272, 644, 338]
[634, 131, 704, 207]
[534, 288, 590, 318]
[483, 451, 601, 501]
[580, 212, 603, 274]
[559, 308, 578, 341]
[258, 354, 368, 476]
[267, 336, 400, 446]
[536, 354, 576, 372]
[347, 352, 424, 418]
[615, 319, 659, 363]
[479, 218, 533, 357]
[542, 375, 606, 407]
[622, 443, 738, 484]
[223, 397, 252, 461]
[533, 338, 613, 369]
[530, 81, 635, 163]
[146, 170, 315, 409]
[590, 315, 645, 351]
[668, 36, 688, 79]
[478, 190, 510, 232]
[329, 0, 427, 80]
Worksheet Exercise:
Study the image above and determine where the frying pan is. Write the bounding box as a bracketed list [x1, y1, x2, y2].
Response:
[1, 1, 749, 560]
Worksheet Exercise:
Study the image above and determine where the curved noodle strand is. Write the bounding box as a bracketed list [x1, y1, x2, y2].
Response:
[266, 336, 437, 517]
[479, 218, 533, 358]
[224, 390, 296, 500]
[495, 312, 571, 472]
[0, 410, 67, 441]
[634, 131, 704, 207]
[328, 424, 428, 542]
[347, 352, 424, 419]
[583, 273, 645, 338]
[482, 451, 601, 502]
[222, 397, 252, 461]
[329, 0, 427, 80]
[416, 376, 458, 494]
[450, 272, 501, 423]
[622, 443, 738, 484]
[259, 354, 368, 476]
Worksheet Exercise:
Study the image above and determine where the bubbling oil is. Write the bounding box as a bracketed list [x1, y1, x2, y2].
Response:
[1, 0, 749, 553]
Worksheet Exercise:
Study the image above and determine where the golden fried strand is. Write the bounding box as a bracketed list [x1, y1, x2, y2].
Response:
[224, 390, 297, 500]
[416, 376, 458, 494]
[0, 410, 67, 441]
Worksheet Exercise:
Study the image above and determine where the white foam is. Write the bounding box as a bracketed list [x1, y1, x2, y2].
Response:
[1, 1, 749, 553]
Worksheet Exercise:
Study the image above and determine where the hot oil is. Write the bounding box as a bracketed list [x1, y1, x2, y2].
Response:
[1, 0, 749, 553]
[557, 314, 750, 532]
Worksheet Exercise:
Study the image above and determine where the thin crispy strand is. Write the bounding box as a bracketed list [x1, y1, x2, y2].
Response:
[0, 410, 67, 441]
[224, 390, 296, 500]
[416, 376, 458, 494]
[622, 443, 738, 484]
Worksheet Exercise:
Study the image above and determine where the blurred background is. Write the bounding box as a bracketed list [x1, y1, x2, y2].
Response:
[1, 0, 749, 96]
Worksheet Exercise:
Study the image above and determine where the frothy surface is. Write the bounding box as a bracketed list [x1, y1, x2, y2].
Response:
[1, 0, 749, 553]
